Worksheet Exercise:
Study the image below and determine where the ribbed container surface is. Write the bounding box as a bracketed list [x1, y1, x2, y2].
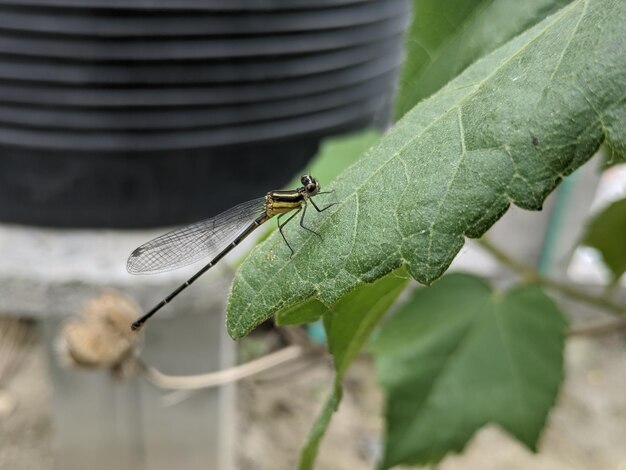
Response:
[0, 0, 409, 227]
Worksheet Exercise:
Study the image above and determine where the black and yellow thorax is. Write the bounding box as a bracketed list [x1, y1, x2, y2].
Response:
[264, 189, 306, 217]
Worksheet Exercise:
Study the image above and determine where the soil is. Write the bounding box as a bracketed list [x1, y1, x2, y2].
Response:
[1, 329, 625, 470]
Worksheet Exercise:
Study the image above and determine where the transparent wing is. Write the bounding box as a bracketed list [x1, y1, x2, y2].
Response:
[127, 197, 266, 274]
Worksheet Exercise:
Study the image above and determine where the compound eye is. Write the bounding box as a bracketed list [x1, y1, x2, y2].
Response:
[301, 175, 310, 185]
[306, 183, 316, 193]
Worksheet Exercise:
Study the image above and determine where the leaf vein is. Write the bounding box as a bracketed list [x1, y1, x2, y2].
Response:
[548, 0, 586, 83]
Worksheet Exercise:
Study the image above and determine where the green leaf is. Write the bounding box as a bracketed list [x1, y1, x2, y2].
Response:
[227, 0, 626, 339]
[275, 298, 329, 326]
[326, 269, 409, 377]
[371, 274, 567, 468]
[395, 0, 571, 119]
[582, 197, 626, 279]
[297, 270, 409, 470]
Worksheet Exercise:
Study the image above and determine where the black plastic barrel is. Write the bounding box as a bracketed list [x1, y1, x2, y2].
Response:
[0, 0, 409, 228]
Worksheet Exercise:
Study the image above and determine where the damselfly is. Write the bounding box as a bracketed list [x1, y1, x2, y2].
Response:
[127, 175, 333, 331]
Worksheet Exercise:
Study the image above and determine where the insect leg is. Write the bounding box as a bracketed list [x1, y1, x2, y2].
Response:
[309, 196, 337, 213]
[299, 201, 322, 239]
[278, 209, 300, 258]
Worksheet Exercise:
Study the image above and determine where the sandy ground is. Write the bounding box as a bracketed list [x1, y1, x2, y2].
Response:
[1, 327, 625, 470]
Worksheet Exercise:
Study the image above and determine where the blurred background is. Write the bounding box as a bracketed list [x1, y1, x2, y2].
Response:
[0, 1, 624, 469]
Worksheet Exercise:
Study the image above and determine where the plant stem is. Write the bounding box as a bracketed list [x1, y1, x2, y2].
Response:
[568, 316, 626, 337]
[477, 237, 626, 316]
[138, 345, 303, 390]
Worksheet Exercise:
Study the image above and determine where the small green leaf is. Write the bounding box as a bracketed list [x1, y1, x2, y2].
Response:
[275, 298, 330, 326]
[371, 274, 567, 468]
[297, 270, 409, 469]
[396, 0, 571, 119]
[326, 269, 409, 377]
[582, 197, 626, 279]
[227, 0, 626, 339]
